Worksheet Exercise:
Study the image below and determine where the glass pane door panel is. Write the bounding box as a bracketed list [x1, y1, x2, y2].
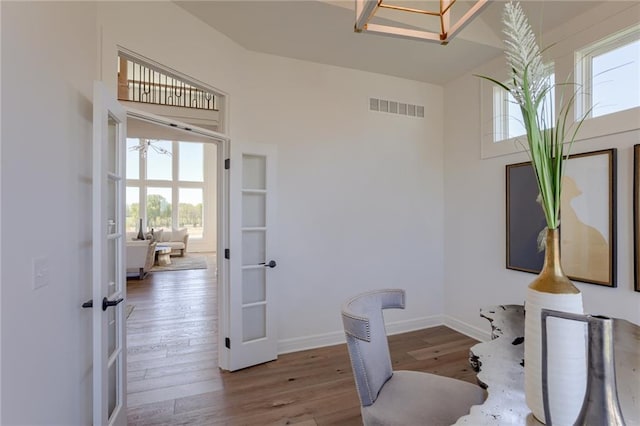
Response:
[179, 188, 203, 239]
[147, 187, 172, 230]
[126, 187, 140, 233]
[107, 238, 116, 293]
[242, 231, 265, 266]
[126, 138, 140, 179]
[108, 304, 116, 357]
[179, 142, 204, 182]
[242, 154, 266, 190]
[242, 268, 266, 304]
[146, 140, 172, 181]
[107, 359, 117, 419]
[107, 178, 117, 234]
[242, 192, 266, 228]
[107, 116, 117, 174]
[242, 304, 266, 342]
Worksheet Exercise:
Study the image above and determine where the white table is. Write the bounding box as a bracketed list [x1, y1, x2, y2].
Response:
[155, 245, 172, 266]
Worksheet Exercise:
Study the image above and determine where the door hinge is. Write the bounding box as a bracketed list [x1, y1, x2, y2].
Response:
[224, 158, 230, 170]
[225, 249, 230, 259]
[225, 337, 231, 349]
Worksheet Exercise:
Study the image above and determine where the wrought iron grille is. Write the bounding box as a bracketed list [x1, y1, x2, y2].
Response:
[118, 55, 218, 111]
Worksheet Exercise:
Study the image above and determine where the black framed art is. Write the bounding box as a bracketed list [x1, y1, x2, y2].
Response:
[506, 148, 617, 287]
[634, 144, 639, 292]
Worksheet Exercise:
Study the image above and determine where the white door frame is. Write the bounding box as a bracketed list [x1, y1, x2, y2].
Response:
[125, 107, 233, 370]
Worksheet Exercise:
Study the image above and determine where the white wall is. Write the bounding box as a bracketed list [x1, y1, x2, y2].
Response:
[1, 2, 97, 424]
[97, 1, 446, 352]
[443, 3, 640, 339]
[241, 53, 446, 349]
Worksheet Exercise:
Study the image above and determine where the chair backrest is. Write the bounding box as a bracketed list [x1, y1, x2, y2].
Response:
[341, 289, 406, 407]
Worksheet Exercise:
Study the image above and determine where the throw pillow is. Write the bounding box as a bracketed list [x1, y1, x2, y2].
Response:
[160, 229, 171, 242]
[171, 228, 188, 242]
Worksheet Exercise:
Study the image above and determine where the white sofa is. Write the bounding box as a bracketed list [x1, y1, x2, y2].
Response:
[126, 228, 189, 257]
[155, 228, 189, 256]
[126, 240, 156, 279]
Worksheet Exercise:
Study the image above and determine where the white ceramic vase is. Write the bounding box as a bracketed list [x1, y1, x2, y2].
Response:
[524, 228, 587, 425]
[525, 288, 586, 424]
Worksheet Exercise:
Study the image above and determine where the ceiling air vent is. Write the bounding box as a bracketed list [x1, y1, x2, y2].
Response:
[369, 98, 424, 119]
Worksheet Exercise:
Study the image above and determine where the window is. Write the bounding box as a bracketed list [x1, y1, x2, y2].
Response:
[147, 187, 173, 230]
[146, 140, 172, 181]
[179, 188, 204, 239]
[493, 68, 555, 143]
[179, 142, 204, 182]
[126, 187, 140, 232]
[577, 25, 640, 119]
[126, 139, 207, 238]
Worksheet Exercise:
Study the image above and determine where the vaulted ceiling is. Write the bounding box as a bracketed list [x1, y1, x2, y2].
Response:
[174, 1, 601, 85]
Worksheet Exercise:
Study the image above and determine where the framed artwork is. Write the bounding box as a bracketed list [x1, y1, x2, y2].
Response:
[634, 145, 640, 292]
[506, 148, 617, 287]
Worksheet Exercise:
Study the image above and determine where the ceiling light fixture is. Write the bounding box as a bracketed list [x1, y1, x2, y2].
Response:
[355, 0, 490, 45]
[129, 139, 172, 158]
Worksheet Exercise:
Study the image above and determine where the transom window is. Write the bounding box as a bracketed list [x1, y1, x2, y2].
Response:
[576, 24, 640, 119]
[493, 67, 555, 143]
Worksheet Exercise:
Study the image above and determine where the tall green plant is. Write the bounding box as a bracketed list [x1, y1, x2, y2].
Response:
[478, 1, 587, 230]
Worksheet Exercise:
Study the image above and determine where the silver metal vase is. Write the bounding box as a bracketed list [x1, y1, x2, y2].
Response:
[541, 309, 625, 426]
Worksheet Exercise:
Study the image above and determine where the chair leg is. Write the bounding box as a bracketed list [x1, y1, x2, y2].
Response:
[139, 268, 144, 280]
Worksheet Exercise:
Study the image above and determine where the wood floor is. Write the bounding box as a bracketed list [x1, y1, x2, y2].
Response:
[126, 254, 480, 425]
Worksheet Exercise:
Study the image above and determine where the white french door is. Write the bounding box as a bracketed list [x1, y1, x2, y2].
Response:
[91, 82, 127, 425]
[228, 142, 278, 371]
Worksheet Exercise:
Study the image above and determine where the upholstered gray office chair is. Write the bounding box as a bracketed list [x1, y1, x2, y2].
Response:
[341, 289, 485, 425]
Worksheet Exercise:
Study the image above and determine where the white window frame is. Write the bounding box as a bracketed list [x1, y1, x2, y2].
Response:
[576, 24, 640, 120]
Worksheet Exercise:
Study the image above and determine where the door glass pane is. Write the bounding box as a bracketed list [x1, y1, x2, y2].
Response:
[146, 140, 172, 181]
[126, 138, 140, 179]
[108, 359, 118, 420]
[147, 187, 172, 231]
[242, 155, 266, 190]
[179, 142, 204, 182]
[126, 187, 140, 233]
[108, 302, 116, 357]
[108, 178, 117, 235]
[179, 188, 203, 239]
[242, 268, 266, 304]
[243, 304, 266, 342]
[107, 115, 117, 174]
[107, 238, 116, 294]
[242, 192, 265, 228]
[242, 230, 265, 266]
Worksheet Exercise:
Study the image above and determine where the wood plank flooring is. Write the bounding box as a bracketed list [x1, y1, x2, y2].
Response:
[126, 255, 480, 425]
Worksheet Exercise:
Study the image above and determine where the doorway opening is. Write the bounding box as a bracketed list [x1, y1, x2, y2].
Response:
[123, 110, 229, 415]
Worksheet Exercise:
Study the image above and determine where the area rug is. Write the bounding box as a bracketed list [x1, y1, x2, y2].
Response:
[151, 254, 208, 272]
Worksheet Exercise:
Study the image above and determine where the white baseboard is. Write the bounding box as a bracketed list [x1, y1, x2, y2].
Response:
[442, 315, 491, 342]
[277, 315, 443, 355]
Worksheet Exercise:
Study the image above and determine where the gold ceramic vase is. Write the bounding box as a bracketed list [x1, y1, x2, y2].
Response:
[529, 228, 579, 295]
[524, 228, 587, 424]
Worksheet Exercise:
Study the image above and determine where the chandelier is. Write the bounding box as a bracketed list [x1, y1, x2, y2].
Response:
[128, 139, 172, 158]
[355, 0, 489, 45]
